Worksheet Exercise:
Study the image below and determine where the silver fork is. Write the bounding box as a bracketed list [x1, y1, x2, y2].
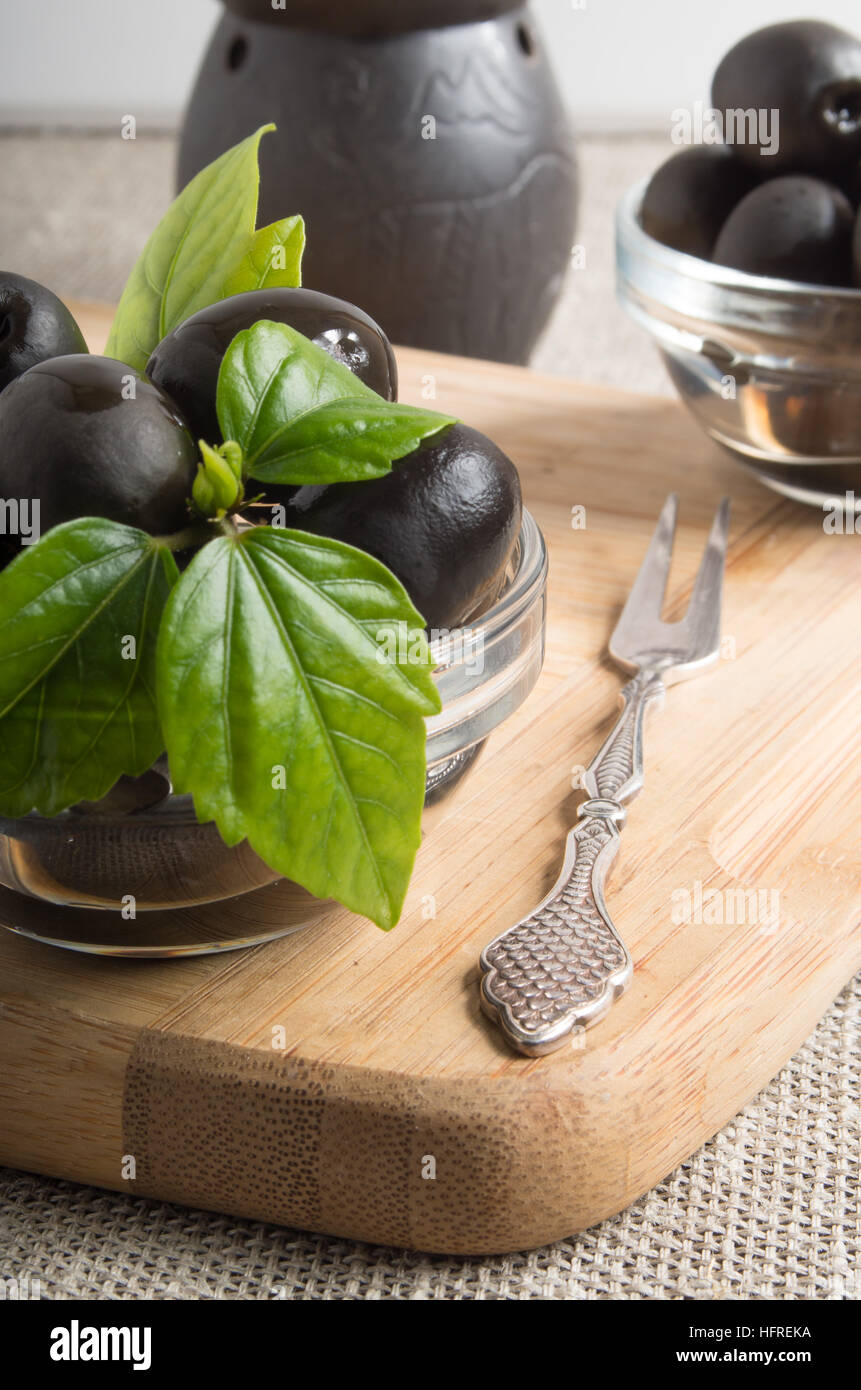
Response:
[479, 494, 731, 1057]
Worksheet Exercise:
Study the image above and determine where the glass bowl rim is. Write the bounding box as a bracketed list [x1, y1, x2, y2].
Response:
[617, 177, 861, 304]
[429, 506, 546, 669]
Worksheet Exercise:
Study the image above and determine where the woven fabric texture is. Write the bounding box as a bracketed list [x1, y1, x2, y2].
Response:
[0, 131, 858, 1301]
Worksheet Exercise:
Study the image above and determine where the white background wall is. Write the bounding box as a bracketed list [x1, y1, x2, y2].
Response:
[0, 0, 858, 132]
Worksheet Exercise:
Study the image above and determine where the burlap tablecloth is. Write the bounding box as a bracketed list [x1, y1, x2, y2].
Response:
[0, 132, 858, 1300]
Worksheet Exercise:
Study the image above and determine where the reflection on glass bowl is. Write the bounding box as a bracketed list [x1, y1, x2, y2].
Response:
[0, 510, 547, 956]
[616, 179, 861, 510]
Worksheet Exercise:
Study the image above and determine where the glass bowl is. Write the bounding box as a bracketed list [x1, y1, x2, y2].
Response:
[0, 510, 547, 956]
[616, 178, 861, 509]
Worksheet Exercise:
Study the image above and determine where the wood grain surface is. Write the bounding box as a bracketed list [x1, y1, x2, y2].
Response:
[0, 301, 859, 1254]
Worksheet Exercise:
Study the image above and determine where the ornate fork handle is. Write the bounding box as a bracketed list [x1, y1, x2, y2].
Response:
[584, 669, 664, 802]
[479, 671, 664, 1056]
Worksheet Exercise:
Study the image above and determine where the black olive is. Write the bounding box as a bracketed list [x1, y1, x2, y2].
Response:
[836, 158, 861, 207]
[712, 21, 861, 175]
[0, 355, 198, 543]
[249, 423, 522, 630]
[147, 287, 398, 445]
[640, 146, 758, 259]
[853, 205, 861, 285]
[712, 175, 854, 285]
[0, 272, 88, 393]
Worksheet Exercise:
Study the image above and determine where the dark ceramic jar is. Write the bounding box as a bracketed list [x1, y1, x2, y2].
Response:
[177, 0, 577, 363]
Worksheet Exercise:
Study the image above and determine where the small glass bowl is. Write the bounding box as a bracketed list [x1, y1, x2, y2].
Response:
[616, 178, 861, 509]
[0, 510, 547, 956]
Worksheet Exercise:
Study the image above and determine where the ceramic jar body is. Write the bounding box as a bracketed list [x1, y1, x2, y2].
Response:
[177, 5, 577, 363]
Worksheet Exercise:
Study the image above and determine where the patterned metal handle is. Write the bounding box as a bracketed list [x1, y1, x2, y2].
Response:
[479, 672, 664, 1056]
[583, 670, 664, 803]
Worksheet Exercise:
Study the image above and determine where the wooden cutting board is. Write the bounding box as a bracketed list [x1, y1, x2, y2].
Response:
[1, 301, 859, 1256]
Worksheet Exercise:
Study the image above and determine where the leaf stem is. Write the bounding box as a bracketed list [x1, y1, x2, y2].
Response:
[152, 522, 220, 552]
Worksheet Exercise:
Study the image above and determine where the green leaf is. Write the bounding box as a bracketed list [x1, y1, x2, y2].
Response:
[221, 216, 305, 296]
[0, 520, 178, 818]
[217, 320, 456, 485]
[157, 527, 441, 929]
[106, 125, 277, 372]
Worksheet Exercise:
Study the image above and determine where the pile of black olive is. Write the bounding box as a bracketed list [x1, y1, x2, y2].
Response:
[0, 278, 521, 630]
[640, 20, 861, 287]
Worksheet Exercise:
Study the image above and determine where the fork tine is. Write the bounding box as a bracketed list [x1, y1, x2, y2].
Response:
[679, 497, 730, 656]
[611, 493, 678, 648]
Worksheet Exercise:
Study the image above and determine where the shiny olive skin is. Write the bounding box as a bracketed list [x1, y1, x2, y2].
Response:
[640, 146, 757, 259]
[0, 355, 198, 540]
[712, 21, 861, 175]
[712, 176, 855, 284]
[147, 288, 398, 444]
[251, 424, 522, 630]
[0, 272, 87, 392]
